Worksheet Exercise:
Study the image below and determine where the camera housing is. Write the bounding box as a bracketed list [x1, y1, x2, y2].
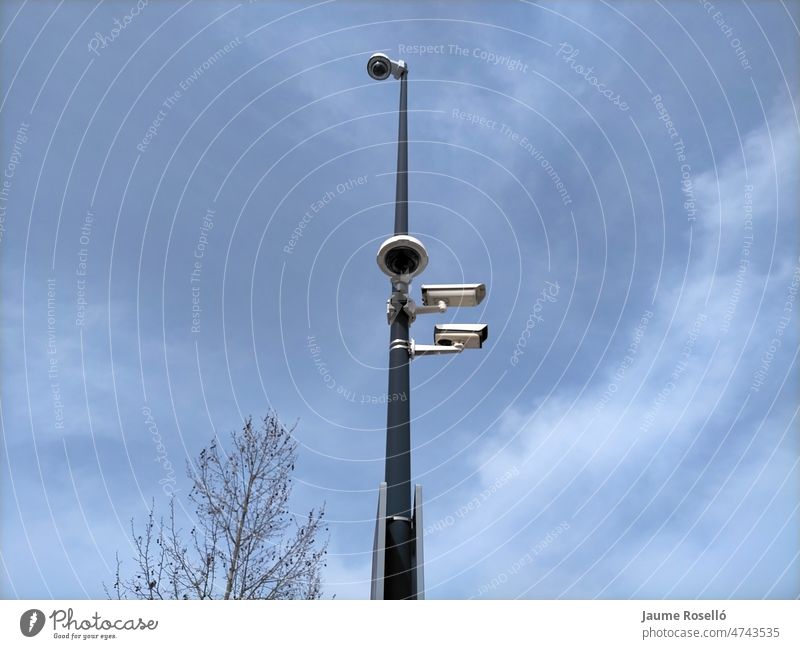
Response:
[367, 53, 407, 80]
[433, 324, 488, 349]
[377, 235, 429, 280]
[421, 283, 486, 307]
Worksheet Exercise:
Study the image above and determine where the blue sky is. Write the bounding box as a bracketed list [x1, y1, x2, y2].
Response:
[1, 1, 798, 599]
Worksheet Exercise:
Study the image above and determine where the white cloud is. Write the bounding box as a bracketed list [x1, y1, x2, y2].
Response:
[433, 91, 800, 598]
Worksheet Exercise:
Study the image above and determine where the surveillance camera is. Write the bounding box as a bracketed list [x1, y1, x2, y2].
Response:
[377, 235, 428, 280]
[367, 52, 407, 80]
[421, 284, 486, 307]
[434, 324, 488, 349]
[367, 53, 392, 80]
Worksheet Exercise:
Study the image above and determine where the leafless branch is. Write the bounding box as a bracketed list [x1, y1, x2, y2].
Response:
[108, 412, 328, 600]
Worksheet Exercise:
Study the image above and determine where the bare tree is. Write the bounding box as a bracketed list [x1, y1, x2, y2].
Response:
[108, 413, 328, 599]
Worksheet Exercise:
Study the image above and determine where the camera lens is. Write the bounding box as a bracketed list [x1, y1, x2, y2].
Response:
[384, 246, 420, 275]
[371, 60, 388, 78]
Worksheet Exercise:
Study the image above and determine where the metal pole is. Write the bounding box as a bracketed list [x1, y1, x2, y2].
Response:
[393, 73, 408, 235]
[383, 70, 414, 599]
